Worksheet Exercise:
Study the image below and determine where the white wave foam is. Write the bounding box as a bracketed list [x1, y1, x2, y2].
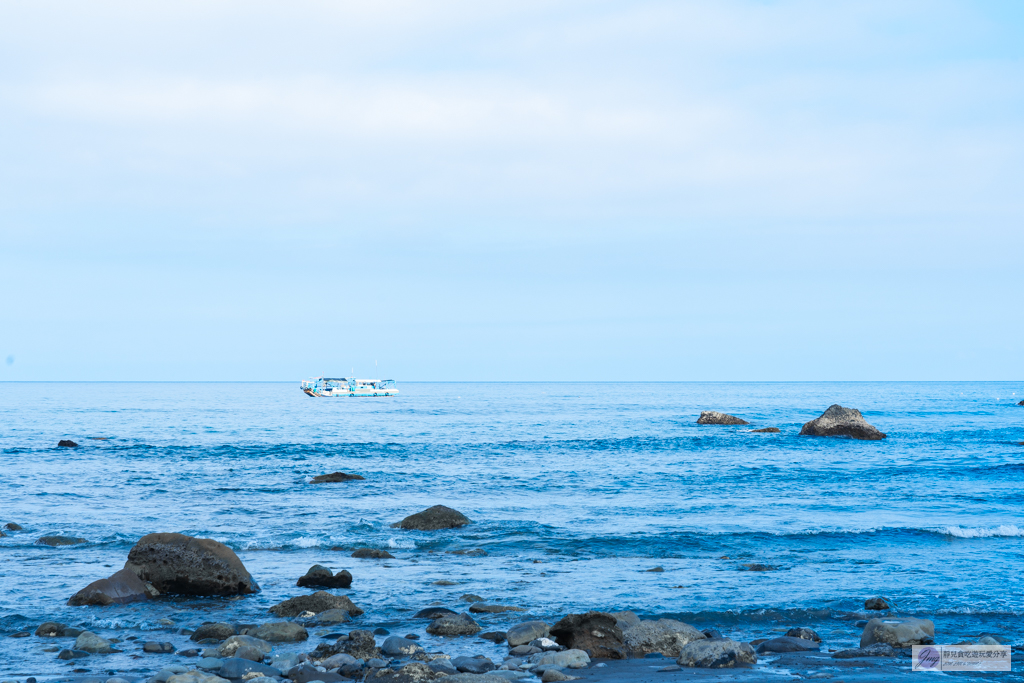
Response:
[387, 536, 416, 549]
[292, 536, 325, 548]
[942, 524, 1024, 538]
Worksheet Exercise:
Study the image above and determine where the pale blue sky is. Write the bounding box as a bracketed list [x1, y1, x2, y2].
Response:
[1, 1, 1022, 380]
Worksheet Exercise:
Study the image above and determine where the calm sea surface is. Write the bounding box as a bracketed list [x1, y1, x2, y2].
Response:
[1, 382, 1022, 676]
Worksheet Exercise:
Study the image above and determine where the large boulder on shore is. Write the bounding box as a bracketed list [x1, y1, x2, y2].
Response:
[269, 591, 363, 617]
[550, 611, 625, 659]
[392, 505, 471, 530]
[799, 405, 886, 440]
[860, 617, 934, 648]
[622, 619, 706, 657]
[68, 568, 159, 606]
[677, 638, 756, 668]
[124, 533, 259, 596]
[297, 564, 352, 588]
[697, 411, 749, 425]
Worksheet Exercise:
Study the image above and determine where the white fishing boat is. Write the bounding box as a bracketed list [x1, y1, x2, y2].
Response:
[300, 377, 398, 397]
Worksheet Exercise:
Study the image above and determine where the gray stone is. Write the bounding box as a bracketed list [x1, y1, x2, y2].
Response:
[506, 621, 550, 647]
[190, 623, 236, 642]
[860, 617, 934, 648]
[142, 641, 175, 654]
[253, 621, 308, 642]
[217, 657, 282, 679]
[391, 505, 471, 531]
[610, 611, 641, 630]
[381, 636, 424, 657]
[460, 594, 484, 602]
[218, 634, 272, 658]
[36, 535, 87, 546]
[756, 636, 820, 653]
[165, 673, 230, 683]
[541, 671, 579, 683]
[832, 642, 897, 658]
[288, 663, 349, 683]
[351, 547, 395, 559]
[676, 638, 756, 668]
[367, 657, 389, 668]
[35, 621, 66, 637]
[479, 631, 506, 643]
[56, 649, 89, 660]
[197, 657, 223, 670]
[864, 597, 890, 610]
[124, 532, 260, 595]
[313, 629, 380, 661]
[751, 427, 780, 433]
[534, 650, 590, 669]
[426, 612, 481, 636]
[799, 405, 886, 440]
[785, 627, 822, 642]
[622, 619, 706, 657]
[550, 612, 625, 659]
[297, 564, 353, 589]
[487, 672, 530, 681]
[270, 591, 363, 617]
[311, 608, 351, 624]
[233, 645, 265, 662]
[697, 411, 749, 425]
[75, 631, 115, 654]
[310, 472, 365, 483]
[452, 656, 495, 674]
[469, 603, 525, 614]
[414, 607, 457, 619]
[363, 662, 450, 682]
[319, 652, 356, 669]
[68, 567, 159, 606]
[508, 645, 541, 656]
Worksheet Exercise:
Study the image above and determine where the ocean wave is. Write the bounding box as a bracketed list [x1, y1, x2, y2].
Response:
[941, 524, 1024, 538]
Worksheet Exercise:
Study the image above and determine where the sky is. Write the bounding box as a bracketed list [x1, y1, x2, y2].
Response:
[1, 0, 1022, 381]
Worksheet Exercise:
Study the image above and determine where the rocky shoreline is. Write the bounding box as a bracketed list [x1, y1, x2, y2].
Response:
[3, 520, 1021, 683]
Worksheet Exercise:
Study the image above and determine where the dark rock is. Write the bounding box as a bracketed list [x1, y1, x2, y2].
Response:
[799, 405, 886, 440]
[451, 656, 495, 674]
[68, 568, 158, 606]
[296, 564, 353, 589]
[1018, 400, 1024, 406]
[364, 662, 450, 683]
[446, 548, 487, 556]
[325, 629, 381, 660]
[178, 649, 200, 657]
[750, 427, 780, 433]
[677, 638, 756, 668]
[425, 613, 481, 636]
[217, 657, 282, 679]
[755, 636, 820, 653]
[270, 591, 363, 617]
[124, 532, 260, 595]
[373, 627, 390, 636]
[58, 440, 79, 448]
[62, 627, 83, 637]
[460, 594, 484, 603]
[381, 635, 424, 657]
[36, 536, 87, 547]
[391, 505, 471, 531]
[289, 663, 349, 683]
[741, 563, 775, 571]
[190, 623, 236, 642]
[864, 597, 890, 610]
[9, 631, 29, 638]
[507, 621, 550, 647]
[550, 611, 625, 659]
[253, 622, 308, 642]
[478, 631, 506, 643]
[702, 630, 722, 640]
[142, 642, 175, 653]
[352, 548, 395, 559]
[785, 627, 821, 643]
[468, 603, 525, 614]
[832, 642, 897, 658]
[860, 617, 934, 648]
[35, 621, 67, 637]
[5, 522, 23, 531]
[57, 649, 90, 660]
[414, 607, 457, 619]
[405, 634, 419, 640]
[509, 645, 541, 656]
[310, 472, 365, 484]
[234, 645, 266, 662]
[310, 608, 351, 624]
[697, 411, 749, 425]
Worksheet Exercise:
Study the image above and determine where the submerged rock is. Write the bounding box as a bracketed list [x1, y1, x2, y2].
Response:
[352, 548, 395, 559]
[392, 505, 471, 531]
[74, 631, 115, 654]
[190, 623, 236, 642]
[35, 621, 67, 637]
[5, 522, 23, 531]
[414, 607, 457, 619]
[426, 613, 481, 636]
[310, 608, 351, 624]
[506, 620, 550, 647]
[269, 591, 363, 617]
[622, 619, 706, 657]
[860, 617, 934, 648]
[697, 411, 749, 425]
[832, 642, 896, 658]
[799, 405, 886, 440]
[124, 532, 260, 595]
[469, 602, 525, 613]
[36, 535, 87, 547]
[142, 641, 176, 654]
[864, 597, 890, 610]
[479, 631, 506, 643]
[550, 611, 625, 659]
[750, 427, 780, 433]
[296, 564, 352, 589]
[68, 567, 159, 606]
[253, 621, 308, 642]
[755, 636, 819, 653]
[676, 638, 756, 668]
[310, 472, 365, 483]
[57, 439, 79, 448]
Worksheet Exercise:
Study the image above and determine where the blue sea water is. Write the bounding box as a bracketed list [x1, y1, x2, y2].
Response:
[0, 381, 1022, 677]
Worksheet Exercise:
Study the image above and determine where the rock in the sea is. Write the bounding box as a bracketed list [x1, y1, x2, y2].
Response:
[550, 611, 625, 659]
[68, 567, 159, 606]
[1018, 400, 1024, 406]
[381, 635, 424, 657]
[5, 522, 23, 531]
[452, 656, 495, 674]
[143, 641, 176, 654]
[253, 622, 308, 642]
[864, 597, 890, 610]
[541, 670, 580, 683]
[217, 635, 271, 658]
[311, 608, 351, 624]
[35, 621, 67, 637]
[217, 657, 282, 680]
[363, 662, 450, 683]
[269, 591, 363, 617]
[296, 564, 352, 589]
[310, 472, 365, 484]
[74, 631, 115, 654]
[799, 405, 886, 440]
[860, 617, 934, 648]
[288, 663, 348, 683]
[56, 648, 90, 660]
[676, 638, 756, 668]
[166, 672, 230, 683]
[36, 535, 87, 547]
[190, 623, 236, 642]
[535, 649, 590, 669]
[414, 607, 458, 619]
[479, 631, 506, 643]
[751, 427, 781, 433]
[785, 627, 822, 643]
[755, 636, 820, 653]
[832, 642, 897, 658]
[460, 593, 484, 602]
[124, 533, 260, 595]
[426, 612, 481, 636]
[315, 629, 381, 661]
[622, 619, 706, 657]
[697, 411, 749, 425]
[741, 563, 775, 571]
[57, 439, 79, 448]
[392, 505, 471, 531]
[469, 602, 525, 614]
[352, 548, 395, 559]
[507, 621, 551, 647]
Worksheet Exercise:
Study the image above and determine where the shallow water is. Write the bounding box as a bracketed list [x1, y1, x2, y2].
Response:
[1, 381, 1022, 677]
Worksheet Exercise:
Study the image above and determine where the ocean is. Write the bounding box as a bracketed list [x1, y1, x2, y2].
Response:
[1, 381, 1022, 677]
